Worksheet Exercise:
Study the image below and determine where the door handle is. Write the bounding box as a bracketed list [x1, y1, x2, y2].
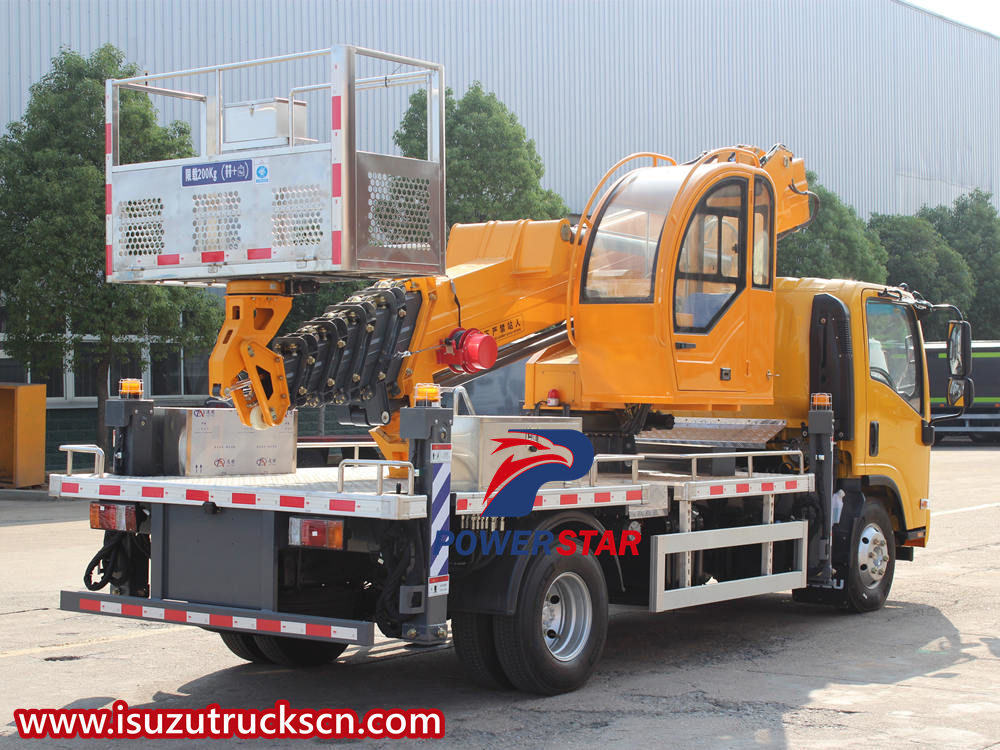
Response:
[675, 342, 696, 350]
[869, 421, 879, 457]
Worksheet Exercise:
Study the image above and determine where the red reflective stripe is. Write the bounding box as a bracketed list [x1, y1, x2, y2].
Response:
[122, 604, 144, 617]
[256, 618, 280, 632]
[62, 482, 80, 494]
[332, 162, 342, 198]
[164, 609, 187, 622]
[201, 250, 224, 263]
[106, 244, 113, 277]
[626, 489, 643, 501]
[141, 486, 164, 498]
[785, 480, 798, 490]
[428, 575, 448, 584]
[595, 492, 611, 503]
[99, 485, 121, 496]
[559, 494, 578, 505]
[329, 498, 355, 513]
[533, 495, 543, 507]
[105, 184, 112, 215]
[305, 623, 329, 638]
[209, 614, 232, 628]
[232, 493, 256, 505]
[80, 598, 101, 612]
[332, 231, 342, 264]
[247, 247, 271, 260]
[105, 122, 112, 154]
[331, 95, 342, 130]
[709, 485, 724, 496]
[157, 254, 180, 266]
[186, 489, 209, 502]
[280, 495, 305, 508]
[737, 483, 750, 493]
[761, 482, 775, 492]
[456, 498, 468, 511]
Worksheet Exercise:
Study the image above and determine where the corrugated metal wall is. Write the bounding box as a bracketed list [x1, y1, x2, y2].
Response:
[1, 0, 998, 216]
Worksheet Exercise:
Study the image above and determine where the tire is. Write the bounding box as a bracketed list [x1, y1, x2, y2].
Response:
[219, 631, 272, 664]
[451, 612, 512, 690]
[843, 499, 895, 613]
[252, 635, 348, 667]
[493, 552, 608, 695]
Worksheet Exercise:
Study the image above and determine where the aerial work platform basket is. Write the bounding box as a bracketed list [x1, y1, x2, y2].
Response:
[105, 45, 446, 284]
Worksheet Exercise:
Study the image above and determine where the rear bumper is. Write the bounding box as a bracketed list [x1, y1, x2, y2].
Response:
[60, 590, 375, 647]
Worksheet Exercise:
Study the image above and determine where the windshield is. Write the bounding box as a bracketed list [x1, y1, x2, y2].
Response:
[581, 167, 686, 302]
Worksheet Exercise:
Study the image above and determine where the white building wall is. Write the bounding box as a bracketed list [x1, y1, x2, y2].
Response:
[1, 0, 998, 216]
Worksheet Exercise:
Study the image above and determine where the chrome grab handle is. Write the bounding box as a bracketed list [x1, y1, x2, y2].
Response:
[60, 444, 106, 478]
[337, 459, 415, 496]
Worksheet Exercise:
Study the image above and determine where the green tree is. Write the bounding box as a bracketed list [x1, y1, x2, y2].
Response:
[394, 83, 568, 226]
[919, 189, 1000, 338]
[777, 173, 887, 283]
[868, 213, 974, 338]
[0, 45, 223, 447]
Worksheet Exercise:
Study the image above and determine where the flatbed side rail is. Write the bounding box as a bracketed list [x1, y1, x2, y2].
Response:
[48, 470, 427, 521]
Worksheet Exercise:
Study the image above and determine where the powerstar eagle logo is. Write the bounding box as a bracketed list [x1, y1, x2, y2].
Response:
[481, 429, 595, 518]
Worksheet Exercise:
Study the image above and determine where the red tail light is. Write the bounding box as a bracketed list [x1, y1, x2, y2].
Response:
[289, 517, 344, 549]
[89, 502, 138, 532]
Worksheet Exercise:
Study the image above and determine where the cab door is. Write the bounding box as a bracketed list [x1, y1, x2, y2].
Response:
[745, 177, 776, 397]
[671, 177, 750, 393]
[861, 293, 930, 511]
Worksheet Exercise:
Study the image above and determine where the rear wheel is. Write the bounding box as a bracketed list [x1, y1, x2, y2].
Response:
[451, 612, 512, 690]
[218, 631, 271, 663]
[493, 552, 608, 695]
[843, 499, 895, 613]
[252, 635, 348, 667]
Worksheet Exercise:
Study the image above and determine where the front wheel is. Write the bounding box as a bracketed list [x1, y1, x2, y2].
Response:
[493, 552, 608, 695]
[844, 499, 895, 613]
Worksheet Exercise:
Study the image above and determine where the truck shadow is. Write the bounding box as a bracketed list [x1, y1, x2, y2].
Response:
[99, 594, 968, 748]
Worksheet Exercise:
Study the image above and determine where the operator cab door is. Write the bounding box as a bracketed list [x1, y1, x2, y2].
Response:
[671, 177, 754, 394]
[861, 292, 930, 509]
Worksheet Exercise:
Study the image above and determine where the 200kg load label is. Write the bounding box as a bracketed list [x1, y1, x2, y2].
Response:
[181, 159, 253, 187]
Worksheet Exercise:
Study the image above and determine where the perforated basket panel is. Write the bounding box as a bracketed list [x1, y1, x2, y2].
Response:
[272, 184, 325, 250]
[192, 191, 242, 255]
[356, 152, 444, 274]
[109, 144, 444, 282]
[118, 198, 165, 257]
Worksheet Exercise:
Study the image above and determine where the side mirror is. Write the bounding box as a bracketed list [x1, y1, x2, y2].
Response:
[946, 320, 972, 378]
[946, 377, 974, 409]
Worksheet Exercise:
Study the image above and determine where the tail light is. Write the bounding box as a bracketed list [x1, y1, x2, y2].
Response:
[89, 502, 138, 532]
[289, 517, 344, 549]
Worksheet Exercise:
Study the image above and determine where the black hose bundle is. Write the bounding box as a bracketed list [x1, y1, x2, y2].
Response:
[84, 532, 149, 592]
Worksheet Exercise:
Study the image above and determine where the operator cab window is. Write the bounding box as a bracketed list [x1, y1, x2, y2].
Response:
[581, 171, 669, 303]
[752, 178, 773, 289]
[866, 299, 922, 413]
[674, 178, 747, 332]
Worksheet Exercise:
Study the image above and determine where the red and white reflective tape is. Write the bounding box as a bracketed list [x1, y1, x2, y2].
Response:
[454, 485, 644, 516]
[105, 80, 114, 279]
[68, 594, 370, 645]
[330, 51, 345, 267]
[51, 474, 426, 521]
[686, 474, 814, 501]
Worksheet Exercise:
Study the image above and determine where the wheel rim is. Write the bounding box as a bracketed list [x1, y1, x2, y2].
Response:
[540, 571, 592, 662]
[857, 522, 890, 588]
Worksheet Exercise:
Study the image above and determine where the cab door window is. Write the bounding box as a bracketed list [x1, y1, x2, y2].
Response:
[866, 299, 923, 413]
[674, 179, 747, 332]
[752, 178, 774, 289]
